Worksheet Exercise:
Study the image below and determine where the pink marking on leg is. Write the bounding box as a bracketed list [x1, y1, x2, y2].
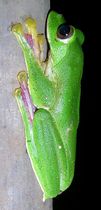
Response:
[24, 33, 40, 59]
[20, 81, 36, 122]
[24, 33, 34, 49]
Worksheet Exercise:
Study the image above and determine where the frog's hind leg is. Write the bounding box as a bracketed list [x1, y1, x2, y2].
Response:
[14, 71, 45, 189]
[14, 70, 36, 144]
[14, 71, 68, 200]
[32, 109, 68, 200]
[17, 71, 36, 121]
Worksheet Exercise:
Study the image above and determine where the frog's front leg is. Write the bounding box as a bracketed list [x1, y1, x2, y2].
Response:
[12, 19, 56, 109]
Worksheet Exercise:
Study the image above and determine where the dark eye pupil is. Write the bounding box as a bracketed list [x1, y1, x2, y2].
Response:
[57, 23, 73, 39]
[59, 24, 70, 35]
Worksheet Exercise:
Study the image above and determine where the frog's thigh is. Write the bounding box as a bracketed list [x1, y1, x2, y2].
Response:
[33, 109, 67, 199]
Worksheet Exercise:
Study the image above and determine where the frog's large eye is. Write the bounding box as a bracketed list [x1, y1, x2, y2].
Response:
[57, 23, 73, 40]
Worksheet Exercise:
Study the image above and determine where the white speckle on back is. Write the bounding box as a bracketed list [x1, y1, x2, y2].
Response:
[67, 122, 73, 135]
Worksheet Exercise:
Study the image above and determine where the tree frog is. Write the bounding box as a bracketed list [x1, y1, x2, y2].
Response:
[12, 11, 84, 200]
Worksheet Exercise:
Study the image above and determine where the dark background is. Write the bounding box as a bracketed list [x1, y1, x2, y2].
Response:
[50, 0, 98, 209]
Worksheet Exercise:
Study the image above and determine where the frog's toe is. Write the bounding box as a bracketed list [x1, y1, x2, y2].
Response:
[17, 70, 27, 85]
[14, 87, 21, 97]
[11, 23, 23, 35]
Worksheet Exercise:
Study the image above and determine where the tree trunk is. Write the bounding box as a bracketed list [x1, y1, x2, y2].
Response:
[0, 0, 52, 209]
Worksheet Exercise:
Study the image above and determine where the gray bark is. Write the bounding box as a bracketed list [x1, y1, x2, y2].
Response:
[0, 0, 52, 209]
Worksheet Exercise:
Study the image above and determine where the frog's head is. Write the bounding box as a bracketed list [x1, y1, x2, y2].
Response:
[47, 11, 84, 65]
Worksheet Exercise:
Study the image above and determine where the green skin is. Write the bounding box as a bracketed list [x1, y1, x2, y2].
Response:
[12, 11, 84, 200]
